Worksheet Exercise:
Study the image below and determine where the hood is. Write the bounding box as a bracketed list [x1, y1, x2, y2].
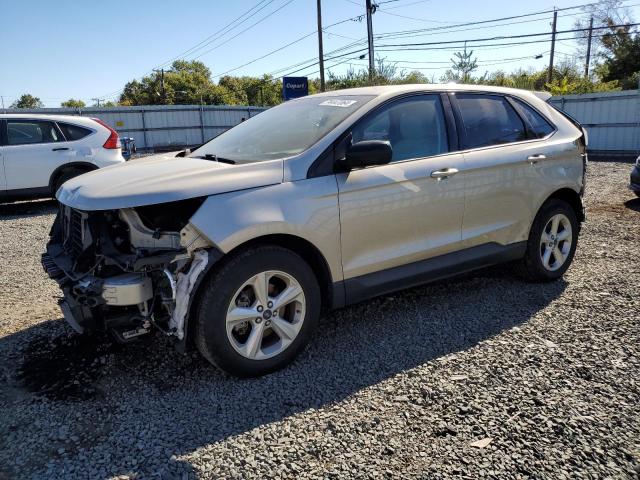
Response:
[57, 153, 284, 210]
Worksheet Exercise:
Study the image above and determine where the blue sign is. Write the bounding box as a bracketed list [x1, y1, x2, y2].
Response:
[282, 76, 308, 101]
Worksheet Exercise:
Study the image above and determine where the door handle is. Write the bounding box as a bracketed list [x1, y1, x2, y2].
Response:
[527, 154, 546, 164]
[430, 168, 459, 179]
[52, 147, 70, 151]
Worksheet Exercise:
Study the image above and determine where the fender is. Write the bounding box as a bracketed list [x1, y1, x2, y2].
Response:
[188, 176, 343, 284]
[48, 161, 99, 192]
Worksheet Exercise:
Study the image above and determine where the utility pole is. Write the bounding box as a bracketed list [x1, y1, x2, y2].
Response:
[92, 98, 101, 107]
[365, 0, 376, 82]
[547, 9, 558, 84]
[585, 16, 594, 78]
[1, 96, 4, 109]
[316, 0, 326, 92]
[153, 68, 166, 104]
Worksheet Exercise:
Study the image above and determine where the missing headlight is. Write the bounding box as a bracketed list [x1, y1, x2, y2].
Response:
[134, 198, 206, 231]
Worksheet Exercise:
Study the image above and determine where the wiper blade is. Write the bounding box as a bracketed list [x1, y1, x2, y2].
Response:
[195, 154, 236, 164]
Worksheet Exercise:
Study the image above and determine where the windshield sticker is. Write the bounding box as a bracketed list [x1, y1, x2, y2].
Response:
[319, 99, 358, 107]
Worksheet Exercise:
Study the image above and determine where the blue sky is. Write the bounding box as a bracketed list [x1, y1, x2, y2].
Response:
[1, 0, 638, 107]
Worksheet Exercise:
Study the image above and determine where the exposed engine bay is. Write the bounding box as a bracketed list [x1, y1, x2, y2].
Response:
[42, 199, 217, 345]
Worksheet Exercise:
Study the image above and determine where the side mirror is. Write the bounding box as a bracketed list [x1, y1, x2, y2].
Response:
[342, 140, 392, 170]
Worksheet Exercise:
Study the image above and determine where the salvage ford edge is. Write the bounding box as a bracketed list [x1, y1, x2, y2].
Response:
[43, 85, 587, 377]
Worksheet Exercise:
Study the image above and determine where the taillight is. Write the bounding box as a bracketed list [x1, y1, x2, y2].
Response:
[91, 117, 120, 149]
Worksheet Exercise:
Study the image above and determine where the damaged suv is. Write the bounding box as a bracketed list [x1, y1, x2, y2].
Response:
[43, 85, 587, 377]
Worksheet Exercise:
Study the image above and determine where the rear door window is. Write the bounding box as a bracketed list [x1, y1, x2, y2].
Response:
[58, 122, 93, 141]
[456, 94, 527, 149]
[352, 94, 449, 162]
[6, 120, 63, 145]
[509, 98, 555, 139]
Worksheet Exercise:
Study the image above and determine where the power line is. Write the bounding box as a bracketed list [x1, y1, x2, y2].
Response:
[375, 23, 640, 49]
[96, 0, 639, 101]
[375, 30, 636, 52]
[213, 31, 317, 79]
[97, 0, 295, 100]
[213, 16, 368, 79]
[377, 8, 450, 24]
[373, 2, 622, 40]
[191, 0, 298, 61]
[383, 0, 435, 10]
[375, 11, 590, 41]
[153, 0, 274, 69]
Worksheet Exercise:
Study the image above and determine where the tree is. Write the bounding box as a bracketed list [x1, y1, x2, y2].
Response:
[61, 98, 86, 108]
[574, 0, 633, 57]
[442, 45, 478, 83]
[599, 22, 640, 89]
[11, 94, 43, 109]
[325, 58, 427, 90]
[119, 60, 240, 106]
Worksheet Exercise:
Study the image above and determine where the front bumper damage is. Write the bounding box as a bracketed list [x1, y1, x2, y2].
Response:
[42, 203, 218, 345]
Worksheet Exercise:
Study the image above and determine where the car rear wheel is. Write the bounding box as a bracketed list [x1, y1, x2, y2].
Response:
[52, 169, 86, 195]
[519, 199, 579, 282]
[194, 245, 320, 377]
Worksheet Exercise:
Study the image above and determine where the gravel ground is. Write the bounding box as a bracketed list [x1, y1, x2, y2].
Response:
[0, 160, 639, 479]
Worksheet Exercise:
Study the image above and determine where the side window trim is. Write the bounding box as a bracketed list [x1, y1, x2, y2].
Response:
[55, 122, 69, 142]
[440, 93, 459, 152]
[52, 122, 66, 143]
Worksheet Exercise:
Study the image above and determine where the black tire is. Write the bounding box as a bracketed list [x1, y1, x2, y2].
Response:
[53, 169, 85, 195]
[194, 245, 321, 377]
[519, 199, 579, 282]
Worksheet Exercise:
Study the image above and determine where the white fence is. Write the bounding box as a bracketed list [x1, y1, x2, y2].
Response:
[1, 104, 267, 151]
[549, 90, 640, 155]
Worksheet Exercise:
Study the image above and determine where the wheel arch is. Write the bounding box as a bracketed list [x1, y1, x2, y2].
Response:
[542, 187, 585, 223]
[48, 162, 98, 194]
[228, 234, 338, 311]
[181, 233, 341, 351]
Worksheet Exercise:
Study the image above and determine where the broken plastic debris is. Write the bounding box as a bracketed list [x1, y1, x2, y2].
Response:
[170, 250, 209, 339]
[469, 437, 493, 448]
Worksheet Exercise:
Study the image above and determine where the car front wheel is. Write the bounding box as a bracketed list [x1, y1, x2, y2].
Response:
[194, 245, 320, 377]
[519, 198, 579, 282]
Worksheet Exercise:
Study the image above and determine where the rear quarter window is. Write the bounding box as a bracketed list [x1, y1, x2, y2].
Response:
[58, 122, 93, 141]
[510, 98, 555, 139]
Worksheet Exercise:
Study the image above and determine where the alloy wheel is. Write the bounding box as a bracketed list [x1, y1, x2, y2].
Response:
[539, 213, 573, 272]
[225, 270, 306, 360]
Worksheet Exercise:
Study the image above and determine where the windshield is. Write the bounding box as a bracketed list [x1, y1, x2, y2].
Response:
[190, 95, 374, 163]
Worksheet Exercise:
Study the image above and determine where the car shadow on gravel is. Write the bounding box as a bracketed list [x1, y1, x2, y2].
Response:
[0, 199, 57, 219]
[1, 265, 567, 478]
[624, 197, 640, 212]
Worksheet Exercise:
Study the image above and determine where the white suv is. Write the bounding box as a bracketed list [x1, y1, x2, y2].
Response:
[0, 114, 125, 201]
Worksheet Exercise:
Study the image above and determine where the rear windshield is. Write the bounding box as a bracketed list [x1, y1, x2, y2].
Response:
[190, 95, 374, 163]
